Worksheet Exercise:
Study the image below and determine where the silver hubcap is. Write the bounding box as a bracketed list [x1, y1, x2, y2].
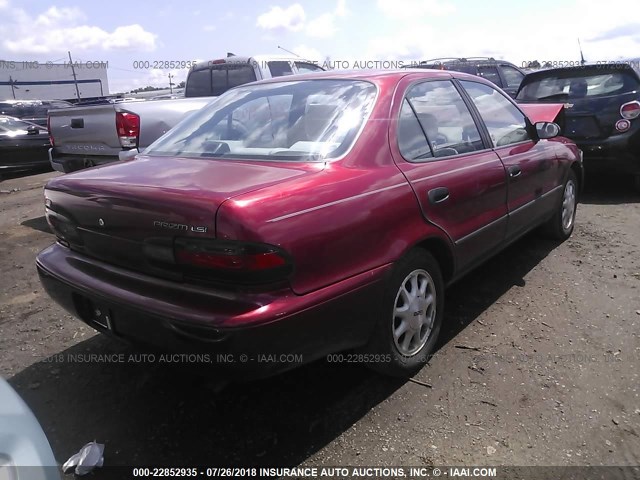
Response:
[562, 180, 576, 231]
[392, 269, 436, 357]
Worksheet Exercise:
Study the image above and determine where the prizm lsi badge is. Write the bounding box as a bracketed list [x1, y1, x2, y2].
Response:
[153, 220, 208, 233]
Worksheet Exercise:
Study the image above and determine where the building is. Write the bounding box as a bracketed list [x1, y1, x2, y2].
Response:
[0, 60, 109, 101]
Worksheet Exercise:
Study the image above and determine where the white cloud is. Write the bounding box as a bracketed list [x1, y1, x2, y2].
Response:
[307, 13, 336, 38]
[256, 4, 306, 32]
[335, 0, 348, 17]
[203, 25, 216, 32]
[0, 0, 9, 9]
[367, 0, 640, 65]
[256, 1, 347, 38]
[292, 44, 324, 61]
[0, 5, 157, 55]
[35, 6, 86, 27]
[377, 0, 455, 18]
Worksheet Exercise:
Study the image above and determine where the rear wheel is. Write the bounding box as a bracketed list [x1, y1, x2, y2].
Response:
[544, 170, 578, 240]
[634, 175, 640, 193]
[364, 249, 444, 377]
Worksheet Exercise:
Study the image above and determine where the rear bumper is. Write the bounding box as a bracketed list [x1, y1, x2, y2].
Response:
[48, 148, 118, 173]
[36, 243, 389, 378]
[576, 127, 640, 175]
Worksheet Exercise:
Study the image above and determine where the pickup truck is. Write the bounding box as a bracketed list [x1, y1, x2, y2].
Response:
[48, 54, 324, 173]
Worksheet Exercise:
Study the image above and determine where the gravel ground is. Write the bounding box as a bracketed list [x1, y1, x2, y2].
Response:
[1, 170, 639, 477]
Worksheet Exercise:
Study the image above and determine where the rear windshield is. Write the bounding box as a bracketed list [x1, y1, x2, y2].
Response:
[144, 79, 376, 161]
[185, 64, 257, 97]
[517, 68, 640, 101]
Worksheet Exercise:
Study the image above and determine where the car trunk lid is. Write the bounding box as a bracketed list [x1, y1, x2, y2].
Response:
[44, 155, 323, 279]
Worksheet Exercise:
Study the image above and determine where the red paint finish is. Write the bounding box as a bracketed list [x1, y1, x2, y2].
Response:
[519, 103, 564, 124]
[37, 70, 582, 366]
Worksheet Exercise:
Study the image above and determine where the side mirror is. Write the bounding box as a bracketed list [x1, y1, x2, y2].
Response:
[535, 121, 560, 140]
[26, 125, 40, 135]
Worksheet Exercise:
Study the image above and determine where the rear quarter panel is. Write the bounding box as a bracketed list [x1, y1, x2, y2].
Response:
[216, 76, 453, 295]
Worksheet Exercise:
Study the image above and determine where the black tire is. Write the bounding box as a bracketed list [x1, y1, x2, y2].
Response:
[634, 175, 640, 193]
[544, 170, 578, 240]
[363, 249, 444, 377]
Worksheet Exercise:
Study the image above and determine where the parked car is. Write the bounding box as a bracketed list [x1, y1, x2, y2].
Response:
[0, 116, 51, 177]
[0, 377, 60, 480]
[37, 70, 582, 379]
[406, 57, 526, 98]
[516, 63, 640, 190]
[48, 54, 325, 173]
[0, 100, 73, 127]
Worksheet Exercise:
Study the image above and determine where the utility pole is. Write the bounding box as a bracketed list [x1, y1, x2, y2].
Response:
[68, 51, 81, 100]
[168, 73, 174, 94]
[9, 75, 17, 99]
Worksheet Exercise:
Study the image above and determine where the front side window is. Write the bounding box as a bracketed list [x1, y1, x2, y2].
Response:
[145, 79, 376, 162]
[398, 80, 484, 160]
[461, 80, 531, 147]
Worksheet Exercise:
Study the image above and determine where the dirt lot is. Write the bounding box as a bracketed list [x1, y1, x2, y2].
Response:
[1, 170, 639, 475]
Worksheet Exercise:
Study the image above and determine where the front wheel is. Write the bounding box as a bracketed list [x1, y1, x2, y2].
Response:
[544, 170, 578, 240]
[363, 249, 444, 377]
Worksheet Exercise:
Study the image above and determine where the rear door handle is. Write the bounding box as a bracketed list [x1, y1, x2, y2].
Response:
[508, 165, 522, 178]
[428, 187, 450, 204]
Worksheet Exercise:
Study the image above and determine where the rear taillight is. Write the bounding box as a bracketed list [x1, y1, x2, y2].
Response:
[620, 101, 640, 120]
[47, 115, 54, 147]
[116, 111, 140, 148]
[173, 238, 293, 285]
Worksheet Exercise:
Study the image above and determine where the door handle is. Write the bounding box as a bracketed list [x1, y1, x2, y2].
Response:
[508, 165, 522, 178]
[428, 187, 450, 204]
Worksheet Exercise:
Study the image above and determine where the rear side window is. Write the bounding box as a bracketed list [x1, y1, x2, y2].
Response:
[268, 61, 294, 77]
[398, 100, 433, 160]
[462, 80, 531, 147]
[517, 69, 640, 101]
[478, 66, 502, 87]
[295, 62, 324, 74]
[398, 80, 484, 160]
[500, 65, 524, 88]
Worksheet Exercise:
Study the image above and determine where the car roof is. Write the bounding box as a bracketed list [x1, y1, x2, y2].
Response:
[241, 68, 491, 86]
[191, 55, 318, 70]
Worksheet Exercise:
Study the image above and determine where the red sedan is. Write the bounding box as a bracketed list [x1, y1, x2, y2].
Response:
[37, 70, 582, 378]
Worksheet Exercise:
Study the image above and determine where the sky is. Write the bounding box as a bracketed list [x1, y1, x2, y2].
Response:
[0, 0, 639, 93]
